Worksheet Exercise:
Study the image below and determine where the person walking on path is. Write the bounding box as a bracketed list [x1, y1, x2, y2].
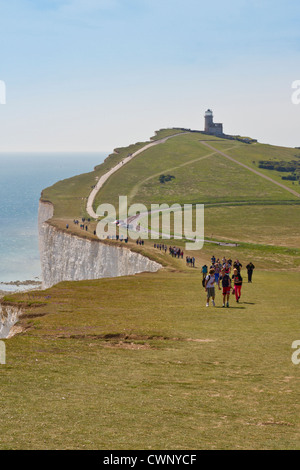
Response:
[246, 262, 255, 282]
[205, 268, 216, 307]
[232, 268, 243, 303]
[233, 259, 242, 272]
[201, 264, 208, 280]
[218, 268, 232, 308]
[214, 262, 220, 284]
[224, 262, 231, 274]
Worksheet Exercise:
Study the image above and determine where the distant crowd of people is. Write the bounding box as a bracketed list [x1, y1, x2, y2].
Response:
[105, 234, 129, 242]
[153, 244, 197, 266]
[66, 218, 92, 233]
[63, 223, 256, 308]
[153, 243, 200, 269]
[154, 243, 184, 258]
[186, 256, 195, 267]
[170, 246, 184, 259]
[67, 218, 134, 241]
[202, 255, 255, 308]
[154, 243, 168, 253]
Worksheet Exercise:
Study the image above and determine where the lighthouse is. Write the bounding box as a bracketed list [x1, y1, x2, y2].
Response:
[204, 109, 223, 136]
[204, 109, 214, 132]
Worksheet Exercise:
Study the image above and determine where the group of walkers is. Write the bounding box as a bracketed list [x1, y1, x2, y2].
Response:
[71, 217, 132, 241]
[153, 244, 184, 259]
[202, 255, 255, 308]
[71, 218, 91, 232]
[169, 246, 184, 259]
[186, 256, 196, 267]
[154, 243, 168, 254]
[107, 235, 129, 243]
[154, 243, 197, 267]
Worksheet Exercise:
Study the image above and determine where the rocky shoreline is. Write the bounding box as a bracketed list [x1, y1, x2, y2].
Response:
[0, 280, 42, 287]
[0, 280, 42, 296]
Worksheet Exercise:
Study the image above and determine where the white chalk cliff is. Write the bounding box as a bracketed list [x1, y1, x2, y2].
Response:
[38, 201, 162, 289]
[0, 305, 21, 339]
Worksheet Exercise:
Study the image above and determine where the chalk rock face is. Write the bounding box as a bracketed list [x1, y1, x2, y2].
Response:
[38, 201, 162, 289]
[38, 200, 54, 227]
[0, 305, 21, 339]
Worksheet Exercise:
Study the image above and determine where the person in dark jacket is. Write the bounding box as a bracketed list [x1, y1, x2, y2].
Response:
[201, 264, 208, 280]
[233, 259, 242, 272]
[246, 262, 255, 282]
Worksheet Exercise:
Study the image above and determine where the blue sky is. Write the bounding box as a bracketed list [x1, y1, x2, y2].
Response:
[0, 0, 300, 151]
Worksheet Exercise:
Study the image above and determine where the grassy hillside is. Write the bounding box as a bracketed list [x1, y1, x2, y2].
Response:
[41, 128, 186, 219]
[93, 133, 299, 210]
[218, 142, 300, 191]
[41, 129, 300, 257]
[1, 128, 299, 450]
[1, 269, 299, 449]
[88, 130, 300, 268]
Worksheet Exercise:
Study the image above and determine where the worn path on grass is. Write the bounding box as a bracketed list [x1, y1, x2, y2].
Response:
[86, 133, 239, 246]
[199, 141, 300, 199]
[127, 145, 242, 205]
[86, 132, 189, 219]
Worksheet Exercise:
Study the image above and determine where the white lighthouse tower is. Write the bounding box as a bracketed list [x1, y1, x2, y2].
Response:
[204, 109, 223, 136]
[204, 109, 214, 132]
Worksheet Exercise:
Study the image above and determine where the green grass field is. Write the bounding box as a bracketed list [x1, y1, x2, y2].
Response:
[41, 129, 186, 219]
[204, 204, 300, 247]
[1, 269, 299, 449]
[93, 134, 299, 210]
[1, 129, 299, 450]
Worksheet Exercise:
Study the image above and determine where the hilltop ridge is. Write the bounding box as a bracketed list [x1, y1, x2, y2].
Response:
[40, 128, 300, 272]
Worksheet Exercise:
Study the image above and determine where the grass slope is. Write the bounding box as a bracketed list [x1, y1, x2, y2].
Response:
[1, 270, 299, 450]
[1, 129, 299, 450]
[93, 133, 300, 210]
[41, 128, 186, 219]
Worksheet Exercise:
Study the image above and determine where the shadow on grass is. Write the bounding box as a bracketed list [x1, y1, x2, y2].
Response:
[214, 305, 246, 310]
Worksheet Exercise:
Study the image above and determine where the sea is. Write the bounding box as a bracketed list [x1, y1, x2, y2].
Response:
[0, 152, 107, 292]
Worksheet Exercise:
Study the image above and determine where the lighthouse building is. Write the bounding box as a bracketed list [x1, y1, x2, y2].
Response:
[204, 109, 223, 136]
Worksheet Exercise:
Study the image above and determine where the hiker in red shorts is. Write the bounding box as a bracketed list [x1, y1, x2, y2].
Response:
[218, 268, 232, 308]
[232, 268, 243, 303]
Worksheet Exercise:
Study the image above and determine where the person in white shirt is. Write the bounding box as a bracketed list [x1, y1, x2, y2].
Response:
[205, 268, 216, 307]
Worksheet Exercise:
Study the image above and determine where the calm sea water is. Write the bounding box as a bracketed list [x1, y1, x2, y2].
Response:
[0, 152, 107, 290]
